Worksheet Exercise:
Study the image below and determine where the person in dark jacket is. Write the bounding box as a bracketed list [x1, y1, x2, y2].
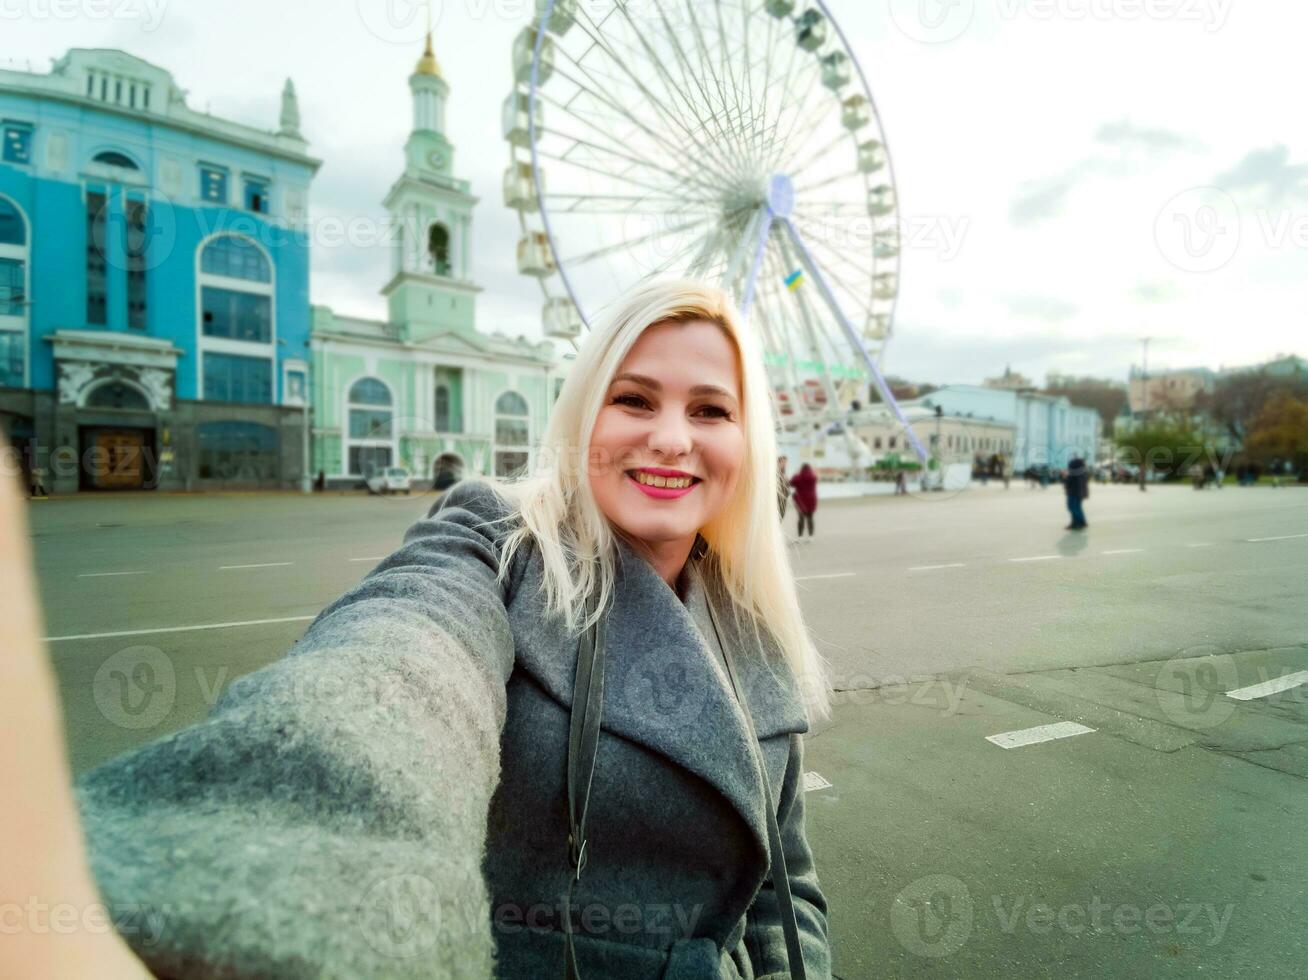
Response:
[1064, 456, 1090, 530]
[790, 462, 819, 538]
[0, 279, 833, 980]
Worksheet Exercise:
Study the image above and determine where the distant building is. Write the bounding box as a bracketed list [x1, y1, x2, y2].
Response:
[1127, 366, 1215, 414]
[1217, 354, 1305, 381]
[310, 35, 563, 488]
[0, 49, 320, 492]
[983, 364, 1034, 391]
[905, 384, 1101, 470]
[850, 405, 1016, 468]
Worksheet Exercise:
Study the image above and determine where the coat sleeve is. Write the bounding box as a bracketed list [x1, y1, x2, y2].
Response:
[742, 734, 832, 980]
[72, 480, 519, 980]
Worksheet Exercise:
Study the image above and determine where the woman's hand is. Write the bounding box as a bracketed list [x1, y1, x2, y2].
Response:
[0, 444, 152, 978]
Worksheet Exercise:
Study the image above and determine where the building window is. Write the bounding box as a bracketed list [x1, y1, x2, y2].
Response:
[889, 437, 897, 449]
[494, 390, 530, 478]
[202, 287, 272, 342]
[873, 436, 882, 450]
[85, 380, 151, 411]
[428, 223, 451, 276]
[0, 258, 23, 316]
[200, 166, 228, 204]
[285, 369, 306, 405]
[0, 198, 24, 247]
[93, 150, 139, 171]
[244, 178, 270, 214]
[203, 353, 273, 404]
[0, 332, 23, 388]
[435, 383, 451, 432]
[86, 191, 109, 326]
[198, 421, 279, 481]
[201, 234, 271, 283]
[2, 123, 32, 165]
[126, 198, 148, 329]
[347, 378, 394, 476]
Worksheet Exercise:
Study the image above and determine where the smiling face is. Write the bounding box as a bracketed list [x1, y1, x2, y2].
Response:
[588, 318, 745, 553]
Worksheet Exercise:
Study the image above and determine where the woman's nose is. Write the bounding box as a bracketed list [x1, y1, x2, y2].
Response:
[646, 408, 693, 458]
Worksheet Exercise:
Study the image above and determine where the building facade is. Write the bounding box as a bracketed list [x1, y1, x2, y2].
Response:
[311, 35, 562, 488]
[0, 49, 320, 492]
[907, 384, 1101, 470]
[1127, 366, 1215, 415]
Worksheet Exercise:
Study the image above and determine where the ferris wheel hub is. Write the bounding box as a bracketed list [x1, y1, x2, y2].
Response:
[765, 173, 796, 218]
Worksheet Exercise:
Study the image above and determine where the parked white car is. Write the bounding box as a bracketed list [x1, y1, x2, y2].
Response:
[365, 465, 412, 495]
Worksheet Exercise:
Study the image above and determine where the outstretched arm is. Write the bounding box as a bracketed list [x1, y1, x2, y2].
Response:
[69, 480, 519, 978]
[0, 452, 151, 978]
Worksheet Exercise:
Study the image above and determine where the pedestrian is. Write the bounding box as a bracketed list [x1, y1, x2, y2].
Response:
[776, 454, 790, 518]
[1064, 455, 1090, 530]
[0, 279, 833, 979]
[790, 461, 818, 538]
[895, 469, 908, 496]
[313, 469, 326, 492]
[28, 465, 48, 500]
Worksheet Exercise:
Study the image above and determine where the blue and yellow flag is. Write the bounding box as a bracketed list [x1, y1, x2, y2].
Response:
[784, 268, 805, 292]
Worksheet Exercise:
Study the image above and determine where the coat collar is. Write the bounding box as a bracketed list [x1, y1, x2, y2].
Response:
[508, 535, 810, 872]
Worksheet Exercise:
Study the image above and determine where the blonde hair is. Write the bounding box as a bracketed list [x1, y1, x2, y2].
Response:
[485, 278, 833, 725]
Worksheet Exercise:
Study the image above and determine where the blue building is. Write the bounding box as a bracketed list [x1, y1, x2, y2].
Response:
[908, 383, 1102, 470]
[0, 49, 320, 491]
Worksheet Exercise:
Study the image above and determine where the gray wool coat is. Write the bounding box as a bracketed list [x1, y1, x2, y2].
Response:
[73, 480, 832, 980]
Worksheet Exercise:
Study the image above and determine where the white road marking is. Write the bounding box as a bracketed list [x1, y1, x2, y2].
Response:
[44, 615, 317, 644]
[1226, 670, 1308, 702]
[795, 572, 856, 581]
[219, 562, 294, 571]
[1186, 543, 1214, 548]
[349, 556, 386, 563]
[803, 771, 833, 792]
[1101, 549, 1143, 556]
[1247, 533, 1308, 543]
[910, 563, 966, 571]
[1008, 555, 1061, 563]
[77, 571, 147, 578]
[986, 721, 1096, 749]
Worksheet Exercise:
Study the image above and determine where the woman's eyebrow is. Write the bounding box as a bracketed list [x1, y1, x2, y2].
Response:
[611, 372, 737, 400]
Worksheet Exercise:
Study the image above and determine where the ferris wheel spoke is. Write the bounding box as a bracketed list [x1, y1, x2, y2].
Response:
[542, 54, 741, 193]
[756, 21, 811, 172]
[567, 6, 748, 188]
[535, 148, 696, 202]
[791, 166, 868, 196]
[791, 198, 876, 216]
[767, 59, 834, 174]
[558, 213, 717, 268]
[697, 0, 759, 167]
[788, 132, 856, 181]
[642, 225, 725, 280]
[542, 193, 720, 215]
[537, 125, 724, 198]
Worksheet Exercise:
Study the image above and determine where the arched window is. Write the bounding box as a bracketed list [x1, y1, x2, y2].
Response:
[428, 223, 451, 276]
[346, 377, 394, 476]
[197, 421, 279, 482]
[494, 390, 530, 478]
[197, 234, 275, 404]
[93, 151, 140, 170]
[85, 380, 150, 411]
[0, 196, 29, 388]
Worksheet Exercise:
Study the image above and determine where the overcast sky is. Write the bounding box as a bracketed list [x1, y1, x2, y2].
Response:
[5, 0, 1305, 386]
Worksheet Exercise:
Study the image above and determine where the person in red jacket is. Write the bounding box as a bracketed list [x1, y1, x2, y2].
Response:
[789, 462, 819, 538]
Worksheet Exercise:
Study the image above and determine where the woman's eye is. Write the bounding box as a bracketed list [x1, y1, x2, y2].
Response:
[695, 404, 731, 419]
[613, 393, 649, 409]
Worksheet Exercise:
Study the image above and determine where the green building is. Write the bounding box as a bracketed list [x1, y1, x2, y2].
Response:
[311, 34, 562, 487]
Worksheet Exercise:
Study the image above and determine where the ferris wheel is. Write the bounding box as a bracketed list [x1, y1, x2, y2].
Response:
[501, 0, 928, 462]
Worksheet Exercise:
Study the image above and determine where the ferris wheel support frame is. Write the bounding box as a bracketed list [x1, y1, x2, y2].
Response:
[740, 175, 928, 464]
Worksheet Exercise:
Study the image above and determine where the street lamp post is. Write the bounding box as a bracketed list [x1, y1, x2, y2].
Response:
[1138, 336, 1150, 492]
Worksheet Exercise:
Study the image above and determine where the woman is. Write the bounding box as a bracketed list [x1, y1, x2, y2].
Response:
[789, 463, 818, 539]
[1, 279, 834, 979]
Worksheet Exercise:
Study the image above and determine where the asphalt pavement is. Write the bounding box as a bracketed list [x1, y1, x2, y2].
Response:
[27, 481, 1308, 978]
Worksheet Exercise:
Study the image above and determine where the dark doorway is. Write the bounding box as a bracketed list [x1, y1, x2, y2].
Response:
[79, 426, 158, 491]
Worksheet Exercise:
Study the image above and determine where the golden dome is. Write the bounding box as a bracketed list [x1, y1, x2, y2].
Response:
[415, 32, 443, 79]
